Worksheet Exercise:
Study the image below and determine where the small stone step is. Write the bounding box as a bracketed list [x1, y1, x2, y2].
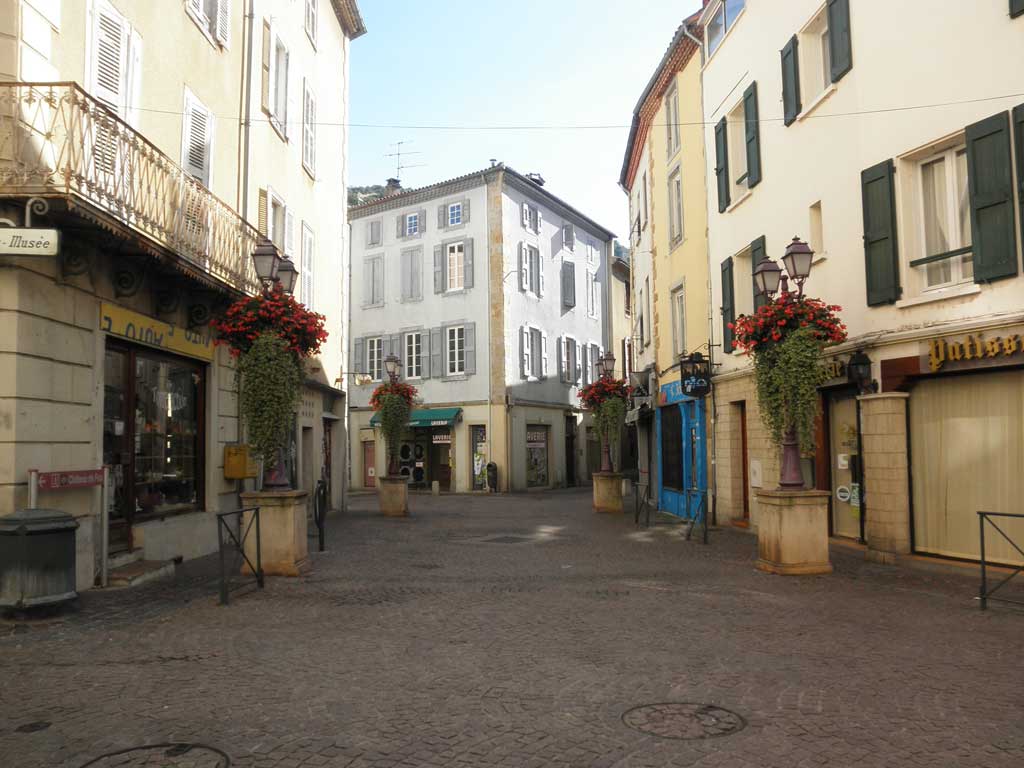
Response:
[106, 548, 144, 570]
[107, 559, 174, 588]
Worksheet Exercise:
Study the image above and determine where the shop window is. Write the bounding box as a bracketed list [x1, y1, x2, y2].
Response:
[661, 405, 683, 491]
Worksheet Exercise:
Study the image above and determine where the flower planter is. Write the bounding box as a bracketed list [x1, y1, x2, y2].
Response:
[593, 472, 624, 514]
[378, 476, 409, 517]
[240, 490, 309, 577]
[754, 489, 832, 575]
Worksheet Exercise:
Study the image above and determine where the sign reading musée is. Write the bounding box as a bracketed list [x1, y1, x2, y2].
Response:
[100, 303, 215, 555]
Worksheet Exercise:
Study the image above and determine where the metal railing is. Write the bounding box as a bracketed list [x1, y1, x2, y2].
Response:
[978, 511, 1024, 610]
[217, 507, 264, 605]
[0, 82, 260, 294]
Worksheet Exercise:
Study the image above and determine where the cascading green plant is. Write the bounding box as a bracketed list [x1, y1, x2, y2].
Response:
[377, 392, 410, 476]
[236, 332, 303, 467]
[752, 327, 829, 452]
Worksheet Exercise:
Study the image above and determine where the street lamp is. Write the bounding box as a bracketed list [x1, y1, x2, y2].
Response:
[384, 354, 402, 383]
[598, 351, 616, 378]
[277, 257, 299, 295]
[252, 238, 282, 288]
[753, 258, 783, 299]
[847, 349, 877, 394]
[782, 236, 814, 297]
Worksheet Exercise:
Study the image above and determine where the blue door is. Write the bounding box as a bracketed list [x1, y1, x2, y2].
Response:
[655, 382, 707, 522]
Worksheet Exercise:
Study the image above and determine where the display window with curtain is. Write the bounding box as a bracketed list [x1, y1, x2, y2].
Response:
[102, 342, 206, 552]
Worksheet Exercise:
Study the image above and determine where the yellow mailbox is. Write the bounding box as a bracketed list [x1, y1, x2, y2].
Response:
[224, 444, 258, 480]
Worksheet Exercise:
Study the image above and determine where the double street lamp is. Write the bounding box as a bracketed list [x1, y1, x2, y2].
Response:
[252, 237, 299, 295]
[597, 351, 617, 473]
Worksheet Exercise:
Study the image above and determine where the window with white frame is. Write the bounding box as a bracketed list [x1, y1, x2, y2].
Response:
[447, 326, 465, 375]
[726, 99, 749, 199]
[366, 219, 382, 247]
[587, 270, 598, 318]
[707, 0, 744, 56]
[88, 0, 143, 141]
[405, 332, 422, 378]
[641, 172, 649, 227]
[668, 166, 684, 243]
[521, 202, 541, 233]
[587, 240, 598, 265]
[522, 326, 547, 379]
[800, 7, 832, 103]
[261, 20, 288, 137]
[302, 81, 316, 174]
[561, 335, 579, 383]
[367, 337, 383, 380]
[671, 286, 686, 356]
[405, 212, 419, 237]
[446, 242, 465, 291]
[181, 89, 214, 186]
[521, 244, 543, 295]
[448, 202, 462, 227]
[304, 0, 317, 47]
[300, 223, 315, 309]
[187, 0, 229, 48]
[268, 191, 287, 252]
[917, 145, 973, 290]
[665, 85, 680, 156]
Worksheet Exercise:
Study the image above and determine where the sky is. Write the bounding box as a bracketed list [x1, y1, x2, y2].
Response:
[349, 0, 705, 239]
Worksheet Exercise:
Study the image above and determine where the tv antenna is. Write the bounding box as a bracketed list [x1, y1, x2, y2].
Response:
[384, 140, 427, 179]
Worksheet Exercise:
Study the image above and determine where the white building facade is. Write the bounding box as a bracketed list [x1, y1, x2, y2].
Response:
[348, 165, 615, 493]
[702, 0, 1024, 564]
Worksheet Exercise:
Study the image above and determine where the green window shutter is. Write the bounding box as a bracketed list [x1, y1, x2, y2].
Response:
[1014, 104, 1024, 249]
[751, 235, 768, 311]
[721, 257, 735, 354]
[966, 111, 1019, 283]
[781, 35, 801, 127]
[861, 159, 901, 306]
[1012, 0, 1024, 19]
[827, 0, 853, 83]
[715, 116, 730, 212]
[743, 82, 762, 188]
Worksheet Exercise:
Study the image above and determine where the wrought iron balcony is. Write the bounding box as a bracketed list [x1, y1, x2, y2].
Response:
[0, 82, 259, 294]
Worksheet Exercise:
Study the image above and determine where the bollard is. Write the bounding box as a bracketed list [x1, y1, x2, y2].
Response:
[431, 480, 440, 496]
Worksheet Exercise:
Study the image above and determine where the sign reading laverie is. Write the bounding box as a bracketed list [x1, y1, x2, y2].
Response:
[0, 228, 60, 256]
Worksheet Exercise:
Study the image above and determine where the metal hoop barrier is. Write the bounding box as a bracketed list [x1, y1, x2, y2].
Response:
[216, 507, 264, 605]
[978, 511, 1024, 610]
[313, 479, 328, 553]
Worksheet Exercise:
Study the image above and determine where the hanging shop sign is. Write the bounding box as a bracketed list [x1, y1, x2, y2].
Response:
[0, 228, 60, 256]
[35, 469, 104, 490]
[432, 430, 451, 445]
[920, 326, 1024, 374]
[526, 429, 547, 447]
[101, 302, 214, 361]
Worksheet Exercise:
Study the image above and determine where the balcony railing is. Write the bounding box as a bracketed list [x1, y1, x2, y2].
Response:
[0, 82, 259, 294]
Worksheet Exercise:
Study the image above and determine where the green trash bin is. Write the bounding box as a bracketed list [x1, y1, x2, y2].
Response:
[0, 508, 79, 610]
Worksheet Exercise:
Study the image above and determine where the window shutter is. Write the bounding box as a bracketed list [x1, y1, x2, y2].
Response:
[827, 0, 852, 82]
[401, 250, 411, 300]
[541, 332, 549, 377]
[411, 248, 422, 300]
[437, 204, 446, 230]
[1014, 104, 1024, 245]
[373, 257, 384, 306]
[751, 235, 768, 311]
[521, 202, 530, 227]
[353, 337, 365, 373]
[721, 258, 735, 354]
[420, 332, 431, 379]
[301, 226, 314, 308]
[520, 327, 529, 379]
[537, 249, 545, 296]
[743, 82, 762, 188]
[861, 159, 901, 305]
[519, 243, 529, 291]
[463, 238, 474, 289]
[433, 244, 444, 293]
[182, 92, 212, 186]
[386, 334, 400, 366]
[781, 35, 801, 126]
[214, 0, 230, 46]
[714, 117, 730, 212]
[1014, 0, 1024, 18]
[91, 2, 128, 114]
[561, 262, 575, 308]
[558, 337, 566, 382]
[302, 83, 316, 171]
[464, 323, 476, 375]
[966, 111, 1019, 283]
[536, 210, 543, 233]
[260, 19, 271, 112]
[257, 189, 268, 235]
[462, 198, 471, 223]
[284, 210, 295, 257]
[581, 345, 590, 385]
[365, 220, 375, 247]
[418, 209, 427, 234]
[574, 342, 582, 384]
[396, 215, 405, 238]
[430, 328, 443, 377]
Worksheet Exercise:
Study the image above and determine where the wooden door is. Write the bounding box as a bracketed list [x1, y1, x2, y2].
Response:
[739, 402, 750, 523]
[363, 441, 376, 488]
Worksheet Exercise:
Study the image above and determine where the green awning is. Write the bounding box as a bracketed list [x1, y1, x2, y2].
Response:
[369, 407, 462, 428]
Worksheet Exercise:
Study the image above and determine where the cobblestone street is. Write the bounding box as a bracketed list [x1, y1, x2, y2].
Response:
[3, 489, 1024, 767]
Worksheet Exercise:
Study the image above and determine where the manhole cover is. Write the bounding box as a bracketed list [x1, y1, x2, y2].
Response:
[80, 743, 229, 767]
[15, 721, 51, 733]
[622, 703, 746, 740]
[484, 535, 531, 544]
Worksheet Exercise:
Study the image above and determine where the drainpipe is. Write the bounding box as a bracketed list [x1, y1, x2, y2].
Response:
[238, 0, 255, 220]
[680, 23, 718, 526]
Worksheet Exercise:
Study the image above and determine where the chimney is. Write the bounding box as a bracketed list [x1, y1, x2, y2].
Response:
[384, 177, 402, 196]
[525, 172, 546, 186]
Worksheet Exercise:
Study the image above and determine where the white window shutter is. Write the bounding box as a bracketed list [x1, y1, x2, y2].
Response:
[90, 1, 128, 114]
[521, 202, 529, 227]
[537, 251, 545, 296]
[541, 332, 549, 377]
[536, 209, 543, 234]
[284, 209, 295, 257]
[215, 0, 230, 47]
[582, 345, 590, 385]
[126, 30, 143, 128]
[575, 342, 583, 383]
[182, 91, 212, 186]
[520, 327, 529, 379]
[519, 243, 529, 291]
[303, 82, 316, 171]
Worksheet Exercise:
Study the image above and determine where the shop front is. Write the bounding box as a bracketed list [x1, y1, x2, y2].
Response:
[526, 425, 550, 489]
[655, 381, 707, 520]
[369, 407, 462, 492]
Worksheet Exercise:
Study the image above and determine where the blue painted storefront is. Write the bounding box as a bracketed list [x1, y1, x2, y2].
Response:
[655, 381, 708, 521]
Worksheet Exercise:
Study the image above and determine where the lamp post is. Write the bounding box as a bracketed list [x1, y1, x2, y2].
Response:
[251, 238, 298, 296]
[754, 236, 816, 490]
[383, 354, 402, 475]
[597, 351, 616, 473]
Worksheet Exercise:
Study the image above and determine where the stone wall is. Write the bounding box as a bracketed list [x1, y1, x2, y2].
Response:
[858, 393, 911, 562]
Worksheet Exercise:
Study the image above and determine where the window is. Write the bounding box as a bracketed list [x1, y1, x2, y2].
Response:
[587, 270, 598, 318]
[401, 247, 422, 301]
[622, 337, 634, 380]
[809, 201, 824, 255]
[302, 81, 316, 175]
[186, 0, 229, 48]
[561, 336, 579, 384]
[671, 286, 686, 356]
[367, 337, 383, 380]
[800, 7, 831, 103]
[637, 285, 645, 349]
[366, 219, 382, 247]
[181, 89, 214, 186]
[304, 0, 317, 46]
[785, 0, 853, 124]
[587, 240, 598, 266]
[716, 82, 761, 211]
[365, 254, 384, 307]
[300, 222, 315, 309]
[641, 172, 649, 227]
[88, 0, 143, 147]
[405, 332, 422, 378]
[448, 202, 462, 227]
[446, 242, 465, 291]
[624, 279, 631, 315]
[447, 326, 465, 375]
[726, 100, 748, 199]
[707, 0, 744, 56]
[561, 261, 576, 308]
[406, 212, 419, 237]
[521, 326, 547, 379]
[520, 244, 544, 295]
[917, 146, 973, 289]
[668, 167, 684, 243]
[665, 86, 680, 156]
[563, 223, 576, 252]
[521, 202, 541, 233]
[644, 276, 652, 345]
[265, 189, 291, 254]
[261, 20, 288, 137]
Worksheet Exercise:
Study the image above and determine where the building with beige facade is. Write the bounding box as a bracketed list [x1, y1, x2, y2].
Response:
[347, 165, 615, 494]
[620, 13, 710, 521]
[0, 0, 364, 590]
[701, 0, 1024, 565]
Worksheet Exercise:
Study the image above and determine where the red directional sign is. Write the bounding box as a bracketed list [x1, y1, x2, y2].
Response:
[36, 469, 104, 490]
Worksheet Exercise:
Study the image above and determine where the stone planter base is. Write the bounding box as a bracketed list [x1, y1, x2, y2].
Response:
[755, 489, 833, 575]
[240, 490, 310, 577]
[378, 476, 409, 517]
[593, 472, 624, 514]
